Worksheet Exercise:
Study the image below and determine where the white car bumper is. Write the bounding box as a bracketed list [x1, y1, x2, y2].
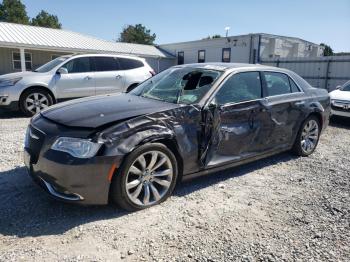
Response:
[331, 100, 350, 118]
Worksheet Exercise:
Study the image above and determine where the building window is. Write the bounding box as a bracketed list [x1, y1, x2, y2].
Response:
[222, 48, 231, 62]
[198, 50, 205, 63]
[12, 52, 32, 70]
[177, 51, 184, 65]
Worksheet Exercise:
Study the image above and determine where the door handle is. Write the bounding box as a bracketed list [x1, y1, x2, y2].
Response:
[84, 76, 92, 80]
[116, 75, 122, 79]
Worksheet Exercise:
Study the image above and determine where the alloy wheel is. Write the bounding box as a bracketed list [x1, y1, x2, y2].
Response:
[125, 150, 173, 206]
[25, 92, 50, 114]
[301, 119, 319, 154]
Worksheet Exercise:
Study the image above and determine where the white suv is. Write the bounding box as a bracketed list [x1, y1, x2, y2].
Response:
[0, 54, 155, 116]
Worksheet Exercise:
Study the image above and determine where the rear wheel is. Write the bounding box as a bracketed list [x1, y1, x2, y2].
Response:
[111, 143, 178, 211]
[20, 88, 53, 116]
[292, 116, 321, 156]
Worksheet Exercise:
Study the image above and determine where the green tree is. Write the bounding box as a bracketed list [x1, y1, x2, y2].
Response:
[320, 43, 334, 56]
[31, 10, 62, 29]
[118, 24, 156, 45]
[0, 0, 29, 24]
[211, 34, 221, 38]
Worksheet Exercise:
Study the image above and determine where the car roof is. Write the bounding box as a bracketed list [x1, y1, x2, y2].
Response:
[174, 62, 282, 72]
[60, 53, 144, 61]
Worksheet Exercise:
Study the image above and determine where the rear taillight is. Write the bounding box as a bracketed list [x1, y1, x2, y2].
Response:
[150, 70, 156, 76]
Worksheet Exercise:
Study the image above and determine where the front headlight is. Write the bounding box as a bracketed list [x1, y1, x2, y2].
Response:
[51, 137, 102, 158]
[0, 77, 22, 87]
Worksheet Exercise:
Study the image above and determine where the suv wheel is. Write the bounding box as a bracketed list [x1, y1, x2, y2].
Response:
[111, 143, 178, 211]
[292, 115, 321, 156]
[20, 88, 53, 116]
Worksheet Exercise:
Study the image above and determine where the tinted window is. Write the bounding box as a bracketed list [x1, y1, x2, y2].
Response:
[342, 82, 350, 91]
[118, 58, 144, 70]
[94, 57, 119, 71]
[264, 72, 291, 96]
[198, 50, 205, 63]
[178, 51, 184, 65]
[289, 78, 301, 92]
[63, 57, 92, 73]
[215, 72, 262, 105]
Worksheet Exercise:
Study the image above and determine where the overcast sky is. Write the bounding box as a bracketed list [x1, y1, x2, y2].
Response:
[22, 0, 350, 52]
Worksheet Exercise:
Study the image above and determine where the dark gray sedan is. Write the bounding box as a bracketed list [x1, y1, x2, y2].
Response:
[24, 63, 330, 210]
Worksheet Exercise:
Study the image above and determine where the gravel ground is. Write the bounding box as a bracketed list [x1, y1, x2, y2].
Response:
[0, 112, 349, 262]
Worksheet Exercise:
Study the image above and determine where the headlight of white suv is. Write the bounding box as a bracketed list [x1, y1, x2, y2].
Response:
[0, 77, 22, 87]
[51, 137, 102, 158]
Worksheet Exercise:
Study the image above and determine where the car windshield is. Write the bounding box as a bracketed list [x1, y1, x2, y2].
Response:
[34, 57, 69, 73]
[130, 67, 223, 104]
[341, 82, 350, 91]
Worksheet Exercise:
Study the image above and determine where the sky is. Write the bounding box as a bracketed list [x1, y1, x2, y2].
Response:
[22, 0, 350, 52]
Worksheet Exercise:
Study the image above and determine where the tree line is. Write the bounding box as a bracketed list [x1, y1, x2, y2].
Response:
[0, 0, 61, 28]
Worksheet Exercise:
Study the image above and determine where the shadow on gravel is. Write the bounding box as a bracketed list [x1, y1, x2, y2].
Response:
[0, 152, 297, 238]
[329, 116, 350, 130]
[0, 110, 27, 119]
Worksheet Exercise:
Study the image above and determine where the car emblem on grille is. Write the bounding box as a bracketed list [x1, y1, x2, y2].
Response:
[29, 129, 39, 140]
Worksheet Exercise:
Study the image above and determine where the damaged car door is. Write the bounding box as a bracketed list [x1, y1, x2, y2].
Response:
[201, 71, 266, 167]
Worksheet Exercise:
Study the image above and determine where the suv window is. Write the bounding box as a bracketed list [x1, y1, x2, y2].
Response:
[215, 72, 262, 105]
[94, 57, 120, 71]
[264, 72, 300, 96]
[118, 58, 144, 70]
[63, 57, 93, 73]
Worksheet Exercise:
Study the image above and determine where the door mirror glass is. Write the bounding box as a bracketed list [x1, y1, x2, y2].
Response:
[57, 67, 68, 74]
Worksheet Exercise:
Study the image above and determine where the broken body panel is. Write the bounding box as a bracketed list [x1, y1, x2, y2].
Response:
[25, 63, 330, 205]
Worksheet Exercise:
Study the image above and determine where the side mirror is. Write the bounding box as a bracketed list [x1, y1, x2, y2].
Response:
[57, 67, 68, 75]
[336, 85, 342, 90]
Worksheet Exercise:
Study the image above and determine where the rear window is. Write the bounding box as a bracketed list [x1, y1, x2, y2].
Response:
[94, 57, 120, 71]
[118, 58, 144, 70]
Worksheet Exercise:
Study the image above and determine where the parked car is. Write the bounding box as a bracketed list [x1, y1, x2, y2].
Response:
[329, 80, 350, 118]
[0, 54, 155, 116]
[24, 63, 330, 211]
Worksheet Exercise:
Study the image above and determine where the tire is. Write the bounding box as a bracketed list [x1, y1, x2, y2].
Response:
[292, 115, 321, 156]
[110, 143, 178, 211]
[20, 88, 53, 117]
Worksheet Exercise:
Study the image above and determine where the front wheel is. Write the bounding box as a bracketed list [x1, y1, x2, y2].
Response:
[19, 88, 53, 116]
[292, 116, 321, 156]
[110, 143, 178, 211]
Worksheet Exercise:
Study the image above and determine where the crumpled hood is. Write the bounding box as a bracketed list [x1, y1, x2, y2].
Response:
[330, 89, 350, 101]
[41, 93, 180, 128]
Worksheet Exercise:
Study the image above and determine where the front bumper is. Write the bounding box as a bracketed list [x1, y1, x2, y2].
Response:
[24, 147, 121, 205]
[24, 116, 123, 205]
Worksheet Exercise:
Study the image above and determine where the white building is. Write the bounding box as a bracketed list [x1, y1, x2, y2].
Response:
[159, 33, 324, 65]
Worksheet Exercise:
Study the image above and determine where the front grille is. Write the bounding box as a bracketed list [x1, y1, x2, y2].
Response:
[25, 125, 45, 164]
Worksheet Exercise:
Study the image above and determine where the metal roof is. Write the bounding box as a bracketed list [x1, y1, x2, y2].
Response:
[0, 22, 173, 58]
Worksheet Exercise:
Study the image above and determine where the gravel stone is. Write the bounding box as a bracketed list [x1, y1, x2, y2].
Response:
[0, 113, 349, 261]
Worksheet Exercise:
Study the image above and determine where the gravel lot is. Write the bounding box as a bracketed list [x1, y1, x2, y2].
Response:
[0, 112, 349, 261]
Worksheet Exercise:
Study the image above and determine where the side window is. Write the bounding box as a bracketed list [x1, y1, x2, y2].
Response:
[94, 57, 119, 71]
[289, 78, 301, 93]
[62, 57, 92, 73]
[118, 58, 144, 70]
[264, 72, 291, 96]
[215, 72, 262, 105]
